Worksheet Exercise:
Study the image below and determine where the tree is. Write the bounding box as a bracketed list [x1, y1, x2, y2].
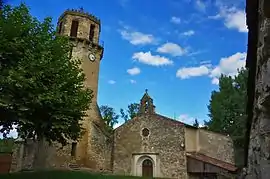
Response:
[100, 105, 119, 130]
[0, 4, 92, 168]
[193, 119, 199, 127]
[205, 68, 248, 167]
[120, 103, 140, 122]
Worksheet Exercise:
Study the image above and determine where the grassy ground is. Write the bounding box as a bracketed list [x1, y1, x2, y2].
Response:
[0, 170, 151, 179]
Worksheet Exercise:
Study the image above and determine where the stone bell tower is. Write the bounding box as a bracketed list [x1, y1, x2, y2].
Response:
[57, 9, 108, 169]
[57, 8, 103, 103]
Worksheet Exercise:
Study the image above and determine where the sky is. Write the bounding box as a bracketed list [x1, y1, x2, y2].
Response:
[6, 0, 248, 133]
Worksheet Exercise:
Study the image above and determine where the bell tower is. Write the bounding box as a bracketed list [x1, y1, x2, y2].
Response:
[56, 9, 105, 167]
[57, 8, 103, 103]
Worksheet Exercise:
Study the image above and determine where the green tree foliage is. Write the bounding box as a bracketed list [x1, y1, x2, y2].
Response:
[0, 3, 92, 147]
[100, 105, 119, 131]
[205, 68, 248, 166]
[193, 119, 199, 127]
[120, 103, 140, 122]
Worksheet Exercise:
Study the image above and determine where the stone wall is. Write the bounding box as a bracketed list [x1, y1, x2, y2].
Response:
[185, 127, 198, 152]
[10, 126, 112, 172]
[198, 129, 235, 165]
[245, 0, 270, 178]
[113, 114, 187, 179]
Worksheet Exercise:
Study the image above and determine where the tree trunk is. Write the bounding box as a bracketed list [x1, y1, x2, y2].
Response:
[33, 136, 47, 170]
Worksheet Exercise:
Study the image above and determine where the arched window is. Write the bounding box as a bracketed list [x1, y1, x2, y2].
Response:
[89, 24, 95, 41]
[70, 20, 79, 37]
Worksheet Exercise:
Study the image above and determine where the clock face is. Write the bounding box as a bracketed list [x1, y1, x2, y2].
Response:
[88, 53, 95, 62]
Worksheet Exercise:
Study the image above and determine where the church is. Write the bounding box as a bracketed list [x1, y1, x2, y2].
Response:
[9, 9, 238, 179]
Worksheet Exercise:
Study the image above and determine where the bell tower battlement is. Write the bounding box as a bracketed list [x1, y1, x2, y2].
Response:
[57, 8, 101, 45]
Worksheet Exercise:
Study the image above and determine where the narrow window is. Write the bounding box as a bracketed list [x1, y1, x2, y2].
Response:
[58, 21, 63, 34]
[70, 20, 79, 37]
[71, 142, 77, 156]
[89, 24, 95, 41]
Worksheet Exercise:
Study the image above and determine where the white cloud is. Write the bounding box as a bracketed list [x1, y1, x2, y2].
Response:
[132, 51, 173, 66]
[108, 80, 116, 84]
[130, 79, 136, 84]
[178, 114, 197, 125]
[209, 52, 246, 84]
[157, 42, 187, 57]
[120, 30, 155, 45]
[211, 78, 220, 85]
[209, 6, 247, 33]
[127, 67, 141, 75]
[171, 16, 181, 24]
[175, 52, 246, 84]
[181, 30, 195, 36]
[195, 0, 206, 12]
[176, 65, 210, 79]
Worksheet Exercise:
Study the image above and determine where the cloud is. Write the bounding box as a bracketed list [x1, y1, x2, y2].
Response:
[181, 30, 195, 36]
[132, 51, 173, 66]
[176, 65, 210, 79]
[176, 52, 246, 84]
[209, 6, 247, 33]
[171, 16, 181, 24]
[127, 67, 141, 75]
[119, 29, 156, 45]
[178, 114, 197, 125]
[108, 80, 116, 84]
[209, 52, 246, 84]
[157, 42, 187, 57]
[195, 0, 207, 12]
[130, 79, 136, 84]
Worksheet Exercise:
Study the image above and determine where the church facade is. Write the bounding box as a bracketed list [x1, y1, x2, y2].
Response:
[10, 9, 238, 179]
[113, 91, 238, 179]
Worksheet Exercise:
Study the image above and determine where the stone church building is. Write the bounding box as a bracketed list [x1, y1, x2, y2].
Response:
[9, 9, 238, 179]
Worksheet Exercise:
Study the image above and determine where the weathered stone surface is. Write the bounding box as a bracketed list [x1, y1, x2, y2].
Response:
[113, 113, 187, 178]
[198, 129, 235, 164]
[245, 0, 270, 178]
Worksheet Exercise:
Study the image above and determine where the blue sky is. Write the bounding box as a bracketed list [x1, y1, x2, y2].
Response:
[9, 0, 248, 128]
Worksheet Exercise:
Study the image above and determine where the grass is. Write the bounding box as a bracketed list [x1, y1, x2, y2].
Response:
[0, 170, 151, 179]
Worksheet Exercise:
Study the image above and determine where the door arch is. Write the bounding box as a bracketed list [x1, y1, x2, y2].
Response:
[142, 159, 153, 178]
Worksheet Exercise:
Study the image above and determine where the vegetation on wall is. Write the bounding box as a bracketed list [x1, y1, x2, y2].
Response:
[205, 68, 248, 167]
[0, 3, 92, 168]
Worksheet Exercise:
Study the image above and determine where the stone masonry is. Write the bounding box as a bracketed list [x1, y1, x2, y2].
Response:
[113, 114, 187, 179]
[245, 0, 270, 178]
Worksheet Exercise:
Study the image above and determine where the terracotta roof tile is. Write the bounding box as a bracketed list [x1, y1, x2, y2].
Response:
[186, 152, 238, 172]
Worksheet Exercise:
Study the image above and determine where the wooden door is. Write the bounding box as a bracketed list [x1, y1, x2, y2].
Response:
[142, 159, 153, 178]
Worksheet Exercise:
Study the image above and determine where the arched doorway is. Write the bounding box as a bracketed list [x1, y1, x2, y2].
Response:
[142, 159, 153, 178]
